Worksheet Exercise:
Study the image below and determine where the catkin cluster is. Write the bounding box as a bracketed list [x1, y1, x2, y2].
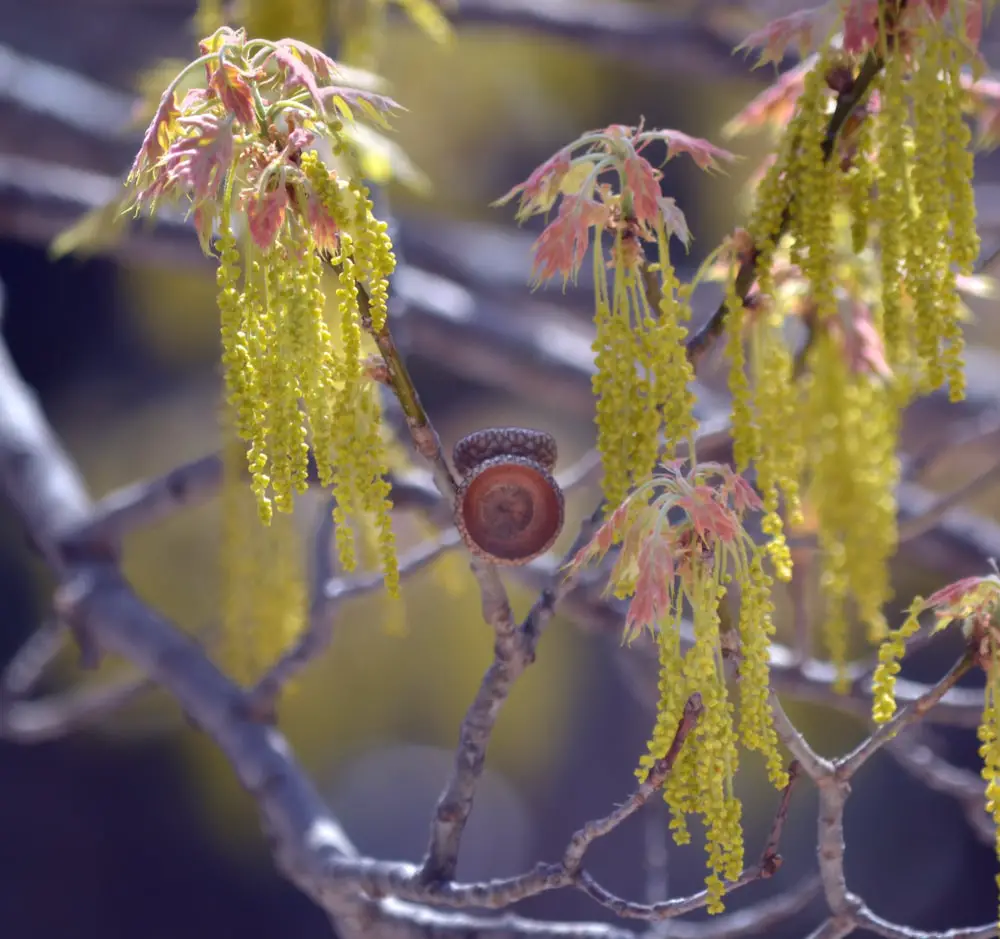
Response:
[574, 466, 787, 913]
[592, 223, 697, 511]
[217, 162, 399, 590]
[729, 17, 980, 677]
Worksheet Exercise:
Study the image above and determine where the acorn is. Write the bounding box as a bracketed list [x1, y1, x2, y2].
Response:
[452, 428, 564, 565]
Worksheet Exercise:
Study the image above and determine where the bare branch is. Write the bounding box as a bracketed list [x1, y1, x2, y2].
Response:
[1, 617, 63, 698]
[69, 453, 221, 549]
[836, 651, 978, 779]
[898, 459, 1000, 543]
[0, 671, 152, 743]
[562, 694, 704, 874]
[434, 0, 756, 80]
[418, 618, 532, 882]
[856, 906, 997, 939]
[768, 691, 834, 781]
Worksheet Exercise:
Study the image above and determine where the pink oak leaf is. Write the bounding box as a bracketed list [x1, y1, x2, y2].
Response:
[244, 182, 289, 250]
[273, 38, 339, 84]
[494, 149, 574, 217]
[208, 61, 257, 126]
[677, 485, 740, 544]
[658, 197, 691, 248]
[926, 576, 991, 611]
[725, 63, 808, 136]
[621, 149, 662, 227]
[842, 0, 881, 55]
[179, 88, 212, 110]
[199, 26, 247, 57]
[624, 536, 675, 639]
[922, 573, 1000, 633]
[737, 8, 824, 67]
[148, 114, 233, 208]
[129, 89, 181, 183]
[304, 184, 341, 253]
[641, 129, 735, 173]
[317, 85, 401, 125]
[530, 196, 608, 285]
[268, 43, 326, 107]
[724, 470, 763, 515]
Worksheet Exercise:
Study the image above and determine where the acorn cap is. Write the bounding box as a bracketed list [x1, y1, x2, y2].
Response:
[453, 428, 558, 479]
[455, 455, 565, 565]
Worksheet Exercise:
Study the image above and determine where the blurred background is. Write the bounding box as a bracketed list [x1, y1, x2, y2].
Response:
[4, 1, 1000, 937]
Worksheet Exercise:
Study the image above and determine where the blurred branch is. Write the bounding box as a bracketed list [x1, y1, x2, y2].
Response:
[0, 671, 153, 743]
[1, 616, 63, 698]
[885, 729, 994, 846]
[898, 459, 1000, 543]
[855, 908, 997, 939]
[439, 0, 757, 79]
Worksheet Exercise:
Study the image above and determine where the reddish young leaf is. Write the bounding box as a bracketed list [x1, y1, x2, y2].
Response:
[725, 63, 809, 136]
[736, 8, 825, 67]
[273, 38, 339, 84]
[268, 44, 326, 107]
[621, 149, 662, 227]
[244, 182, 289, 250]
[641, 129, 736, 173]
[129, 89, 181, 182]
[657, 197, 691, 248]
[147, 116, 233, 211]
[625, 536, 675, 639]
[493, 148, 573, 217]
[842, 0, 880, 55]
[208, 61, 257, 126]
[530, 196, 608, 285]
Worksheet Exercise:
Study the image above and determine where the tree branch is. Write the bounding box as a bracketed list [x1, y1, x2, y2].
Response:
[835, 651, 978, 779]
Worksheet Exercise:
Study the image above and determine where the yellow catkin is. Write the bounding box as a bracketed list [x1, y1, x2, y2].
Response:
[352, 187, 397, 332]
[752, 298, 803, 581]
[847, 106, 876, 254]
[218, 159, 400, 588]
[801, 332, 899, 681]
[909, 26, 952, 391]
[220, 419, 307, 686]
[941, 32, 979, 402]
[592, 236, 637, 510]
[262, 253, 310, 514]
[874, 612, 1000, 921]
[979, 674, 1000, 925]
[870, 598, 923, 723]
[873, 52, 915, 381]
[735, 51, 834, 582]
[738, 555, 789, 787]
[592, 221, 701, 511]
[788, 54, 838, 325]
[724, 273, 757, 470]
[652, 231, 698, 455]
[639, 577, 747, 913]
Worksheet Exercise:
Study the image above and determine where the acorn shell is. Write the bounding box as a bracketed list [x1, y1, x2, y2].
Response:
[453, 428, 558, 479]
[455, 455, 565, 565]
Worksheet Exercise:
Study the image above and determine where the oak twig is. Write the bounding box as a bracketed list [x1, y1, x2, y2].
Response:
[836, 651, 977, 779]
